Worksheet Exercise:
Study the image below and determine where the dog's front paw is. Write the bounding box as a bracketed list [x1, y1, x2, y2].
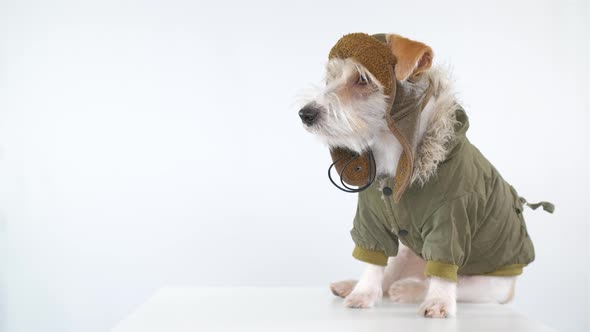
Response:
[419, 297, 456, 318]
[388, 278, 427, 303]
[343, 288, 382, 308]
[330, 280, 357, 298]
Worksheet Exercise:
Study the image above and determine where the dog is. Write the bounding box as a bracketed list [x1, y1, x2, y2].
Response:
[298, 33, 552, 318]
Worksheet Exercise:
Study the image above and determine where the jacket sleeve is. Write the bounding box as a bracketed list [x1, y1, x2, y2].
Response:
[350, 199, 399, 266]
[421, 194, 474, 282]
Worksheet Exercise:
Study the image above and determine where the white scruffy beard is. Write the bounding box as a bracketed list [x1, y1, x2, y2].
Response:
[301, 58, 390, 154]
[301, 58, 438, 178]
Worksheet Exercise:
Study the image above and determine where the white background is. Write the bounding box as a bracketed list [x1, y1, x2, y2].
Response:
[0, 0, 588, 331]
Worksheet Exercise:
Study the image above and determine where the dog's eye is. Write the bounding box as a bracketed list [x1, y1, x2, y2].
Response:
[357, 74, 368, 85]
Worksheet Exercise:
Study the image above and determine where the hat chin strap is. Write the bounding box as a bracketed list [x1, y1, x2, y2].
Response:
[385, 66, 434, 202]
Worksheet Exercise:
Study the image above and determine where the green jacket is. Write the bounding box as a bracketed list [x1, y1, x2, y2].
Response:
[351, 108, 549, 282]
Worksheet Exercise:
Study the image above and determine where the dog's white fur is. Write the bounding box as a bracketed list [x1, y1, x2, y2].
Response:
[303, 58, 516, 318]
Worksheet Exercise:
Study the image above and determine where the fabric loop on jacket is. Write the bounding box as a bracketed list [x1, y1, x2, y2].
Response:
[517, 197, 555, 214]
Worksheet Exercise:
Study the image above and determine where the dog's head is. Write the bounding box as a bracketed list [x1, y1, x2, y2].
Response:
[299, 33, 433, 153]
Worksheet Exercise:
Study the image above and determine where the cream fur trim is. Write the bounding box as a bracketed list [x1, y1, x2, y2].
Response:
[411, 67, 461, 186]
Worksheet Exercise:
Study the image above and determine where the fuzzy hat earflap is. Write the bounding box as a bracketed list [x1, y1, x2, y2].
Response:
[327, 33, 434, 202]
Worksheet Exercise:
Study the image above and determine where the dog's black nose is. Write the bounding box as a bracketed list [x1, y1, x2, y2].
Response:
[299, 105, 319, 126]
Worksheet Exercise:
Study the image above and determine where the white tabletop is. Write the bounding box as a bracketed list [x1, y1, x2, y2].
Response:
[111, 287, 555, 332]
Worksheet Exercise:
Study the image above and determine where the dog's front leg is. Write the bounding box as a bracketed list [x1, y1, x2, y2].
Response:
[419, 276, 457, 318]
[342, 263, 384, 308]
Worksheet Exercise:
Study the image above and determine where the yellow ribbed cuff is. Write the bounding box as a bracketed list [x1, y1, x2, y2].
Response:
[425, 261, 459, 282]
[483, 264, 525, 277]
[352, 246, 388, 266]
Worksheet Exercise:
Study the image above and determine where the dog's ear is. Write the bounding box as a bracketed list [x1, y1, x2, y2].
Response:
[386, 34, 433, 81]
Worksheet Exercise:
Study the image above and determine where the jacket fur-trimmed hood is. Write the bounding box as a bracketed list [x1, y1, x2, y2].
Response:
[410, 67, 463, 187]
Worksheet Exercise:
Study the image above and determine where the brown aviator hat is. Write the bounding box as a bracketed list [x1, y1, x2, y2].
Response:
[327, 33, 433, 202]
